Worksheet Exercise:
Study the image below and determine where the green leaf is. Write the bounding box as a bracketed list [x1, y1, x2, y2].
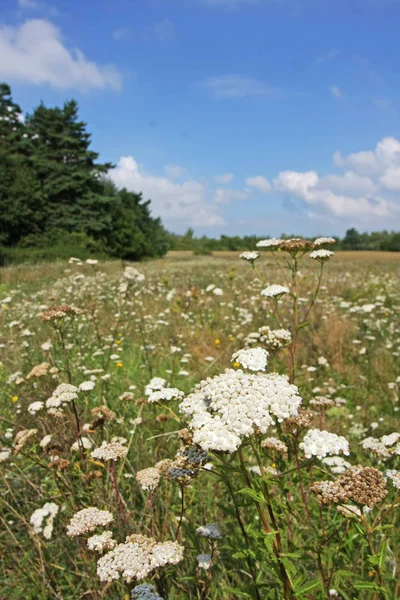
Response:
[238, 487, 265, 504]
[295, 579, 322, 596]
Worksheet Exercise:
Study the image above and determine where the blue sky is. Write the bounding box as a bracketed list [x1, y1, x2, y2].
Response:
[1, 0, 400, 236]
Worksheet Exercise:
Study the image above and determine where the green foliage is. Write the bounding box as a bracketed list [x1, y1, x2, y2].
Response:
[0, 83, 168, 262]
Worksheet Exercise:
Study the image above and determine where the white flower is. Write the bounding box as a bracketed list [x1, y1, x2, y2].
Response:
[88, 531, 117, 552]
[66, 508, 114, 537]
[180, 369, 302, 453]
[321, 455, 351, 474]
[136, 467, 161, 491]
[0, 448, 11, 463]
[46, 383, 78, 409]
[313, 237, 336, 246]
[386, 470, 400, 489]
[123, 266, 145, 282]
[147, 388, 184, 403]
[28, 401, 44, 415]
[197, 553, 212, 569]
[79, 381, 95, 392]
[239, 251, 260, 263]
[256, 238, 283, 248]
[300, 429, 349, 459]
[196, 524, 222, 539]
[39, 434, 53, 449]
[86, 259, 99, 265]
[261, 285, 289, 298]
[231, 348, 269, 371]
[71, 436, 93, 451]
[91, 441, 128, 462]
[145, 377, 166, 396]
[309, 249, 334, 261]
[30, 502, 59, 539]
[213, 288, 224, 296]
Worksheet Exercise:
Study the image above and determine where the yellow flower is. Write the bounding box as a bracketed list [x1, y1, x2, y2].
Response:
[215, 339, 221, 346]
[229, 336, 235, 342]
[116, 340, 121, 345]
[2, 304, 8, 310]
[272, 463, 277, 468]
[233, 362, 240, 368]
[116, 362, 123, 368]
[12, 396, 19, 403]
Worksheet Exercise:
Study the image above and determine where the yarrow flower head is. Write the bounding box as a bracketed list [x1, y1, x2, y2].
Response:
[40, 304, 82, 322]
[66, 508, 114, 537]
[147, 388, 184, 403]
[300, 429, 350, 459]
[313, 237, 336, 246]
[197, 554, 212, 570]
[136, 467, 161, 491]
[145, 377, 166, 396]
[256, 238, 283, 249]
[386, 470, 400, 489]
[231, 347, 269, 372]
[239, 251, 260, 263]
[245, 326, 291, 351]
[132, 584, 164, 599]
[46, 383, 78, 410]
[30, 502, 59, 539]
[180, 369, 302, 453]
[309, 249, 334, 261]
[91, 441, 128, 462]
[261, 285, 289, 299]
[88, 531, 117, 553]
[97, 535, 184, 583]
[312, 466, 387, 508]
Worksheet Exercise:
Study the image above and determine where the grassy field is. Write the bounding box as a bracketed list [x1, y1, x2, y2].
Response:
[0, 248, 399, 600]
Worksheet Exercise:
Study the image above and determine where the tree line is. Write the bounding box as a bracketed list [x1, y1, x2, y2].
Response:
[0, 83, 169, 264]
[167, 228, 400, 253]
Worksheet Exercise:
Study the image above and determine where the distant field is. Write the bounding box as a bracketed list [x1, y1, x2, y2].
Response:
[166, 249, 400, 261]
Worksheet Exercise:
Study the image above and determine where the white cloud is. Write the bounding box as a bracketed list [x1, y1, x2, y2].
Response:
[203, 75, 279, 98]
[110, 156, 224, 228]
[112, 27, 134, 41]
[330, 85, 344, 99]
[313, 48, 339, 67]
[153, 19, 175, 40]
[214, 187, 250, 204]
[0, 19, 122, 91]
[334, 137, 400, 176]
[164, 164, 187, 179]
[18, 0, 40, 9]
[379, 166, 400, 191]
[214, 173, 234, 184]
[316, 171, 376, 195]
[246, 175, 271, 193]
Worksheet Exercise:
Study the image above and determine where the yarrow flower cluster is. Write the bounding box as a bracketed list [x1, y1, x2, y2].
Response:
[386, 470, 400, 489]
[96, 535, 184, 583]
[30, 502, 59, 539]
[300, 429, 350, 459]
[91, 441, 128, 462]
[136, 467, 161, 491]
[66, 508, 114, 537]
[313, 237, 336, 246]
[231, 347, 269, 372]
[312, 466, 387, 508]
[309, 249, 334, 261]
[239, 251, 260, 263]
[87, 531, 117, 553]
[361, 432, 400, 459]
[145, 377, 167, 397]
[46, 383, 78, 410]
[179, 369, 302, 453]
[261, 285, 289, 298]
[256, 238, 282, 249]
[40, 304, 82, 322]
[196, 524, 222, 540]
[147, 388, 184, 403]
[132, 584, 164, 599]
[244, 326, 291, 351]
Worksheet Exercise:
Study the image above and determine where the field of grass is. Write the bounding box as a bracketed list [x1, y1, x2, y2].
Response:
[0, 247, 399, 600]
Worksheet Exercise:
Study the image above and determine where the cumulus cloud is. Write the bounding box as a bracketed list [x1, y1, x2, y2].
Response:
[214, 173, 234, 184]
[271, 137, 400, 219]
[202, 75, 279, 98]
[164, 164, 187, 179]
[110, 156, 224, 229]
[246, 175, 271, 193]
[0, 19, 122, 91]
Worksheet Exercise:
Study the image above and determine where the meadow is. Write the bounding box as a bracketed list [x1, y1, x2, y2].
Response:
[0, 242, 399, 600]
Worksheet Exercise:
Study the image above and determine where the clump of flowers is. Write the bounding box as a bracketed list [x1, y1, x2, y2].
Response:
[196, 524, 222, 540]
[66, 508, 114, 537]
[300, 429, 350, 459]
[136, 468, 161, 491]
[312, 466, 387, 508]
[46, 383, 78, 410]
[91, 441, 128, 462]
[131, 584, 164, 599]
[179, 369, 302, 453]
[40, 304, 82, 322]
[231, 347, 269, 372]
[87, 531, 117, 553]
[239, 251, 260, 263]
[14, 428, 38, 454]
[96, 534, 184, 582]
[261, 285, 289, 298]
[147, 388, 184, 403]
[309, 249, 334, 261]
[30, 502, 59, 539]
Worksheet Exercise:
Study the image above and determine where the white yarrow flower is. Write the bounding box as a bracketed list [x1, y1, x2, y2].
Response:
[261, 285, 289, 298]
[300, 429, 350, 459]
[231, 348, 269, 371]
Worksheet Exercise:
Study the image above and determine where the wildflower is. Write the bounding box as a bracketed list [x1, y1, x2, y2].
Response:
[86, 259, 98, 265]
[79, 380, 96, 392]
[312, 466, 387, 508]
[336, 504, 362, 519]
[261, 437, 288, 454]
[145, 377, 166, 396]
[132, 584, 164, 599]
[256, 238, 283, 249]
[231, 347, 269, 372]
[123, 266, 145, 282]
[313, 237, 336, 246]
[300, 429, 349, 459]
[40, 305, 82, 322]
[71, 437, 93, 451]
[11, 396, 19, 403]
[309, 249, 334, 261]
[91, 441, 128, 462]
[26, 362, 50, 379]
[147, 388, 184, 403]
[197, 553, 212, 569]
[386, 470, 400, 489]
[46, 383, 78, 409]
[215, 338, 221, 345]
[321, 456, 351, 474]
[196, 524, 222, 540]
[14, 428, 38, 453]
[309, 396, 334, 410]
[0, 448, 11, 463]
[39, 434, 53, 449]
[213, 288, 223, 296]
[27, 401, 44, 415]
[136, 467, 161, 491]
[97, 535, 184, 582]
[180, 369, 302, 453]
[239, 251, 260, 263]
[88, 531, 117, 552]
[261, 285, 289, 298]
[30, 502, 59, 539]
[66, 508, 114, 537]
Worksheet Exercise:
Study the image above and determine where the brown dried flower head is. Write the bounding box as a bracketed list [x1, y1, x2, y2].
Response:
[40, 305, 83, 323]
[26, 362, 51, 380]
[312, 465, 388, 508]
